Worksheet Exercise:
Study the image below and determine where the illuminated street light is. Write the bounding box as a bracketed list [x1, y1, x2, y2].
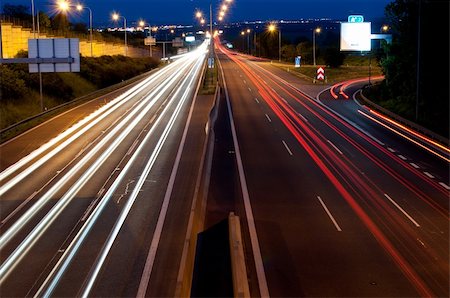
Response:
[76, 3, 93, 57]
[381, 25, 389, 32]
[112, 12, 128, 57]
[313, 27, 321, 66]
[56, 1, 94, 57]
[195, 11, 202, 19]
[222, 5, 228, 11]
[57, 0, 69, 11]
[268, 23, 281, 62]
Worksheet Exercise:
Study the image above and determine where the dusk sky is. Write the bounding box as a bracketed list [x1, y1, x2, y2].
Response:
[12, 0, 392, 25]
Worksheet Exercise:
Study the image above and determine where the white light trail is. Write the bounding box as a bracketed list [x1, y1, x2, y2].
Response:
[34, 45, 206, 298]
[0, 50, 200, 283]
[0, 56, 190, 196]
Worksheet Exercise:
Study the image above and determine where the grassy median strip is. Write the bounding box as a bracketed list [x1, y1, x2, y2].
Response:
[199, 60, 218, 95]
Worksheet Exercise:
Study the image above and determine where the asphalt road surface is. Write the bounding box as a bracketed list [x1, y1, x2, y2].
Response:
[215, 42, 449, 297]
[0, 42, 210, 297]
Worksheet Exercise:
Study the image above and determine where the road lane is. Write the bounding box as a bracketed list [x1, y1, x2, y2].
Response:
[0, 42, 209, 297]
[216, 43, 448, 297]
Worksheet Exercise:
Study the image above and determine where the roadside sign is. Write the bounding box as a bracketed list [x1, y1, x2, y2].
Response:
[208, 57, 214, 69]
[144, 37, 156, 46]
[348, 15, 364, 23]
[172, 37, 184, 47]
[28, 38, 80, 73]
[316, 67, 325, 80]
[295, 56, 301, 68]
[340, 22, 372, 51]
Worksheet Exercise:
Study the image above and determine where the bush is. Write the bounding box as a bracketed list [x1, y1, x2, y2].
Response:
[0, 66, 29, 101]
[324, 48, 345, 68]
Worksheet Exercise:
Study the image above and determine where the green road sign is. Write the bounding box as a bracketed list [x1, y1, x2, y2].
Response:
[348, 15, 364, 23]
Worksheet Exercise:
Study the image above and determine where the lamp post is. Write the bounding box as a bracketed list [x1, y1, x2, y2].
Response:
[31, 0, 36, 37]
[112, 13, 127, 57]
[139, 20, 153, 57]
[76, 4, 93, 57]
[268, 23, 281, 62]
[313, 27, 321, 66]
[246, 29, 251, 55]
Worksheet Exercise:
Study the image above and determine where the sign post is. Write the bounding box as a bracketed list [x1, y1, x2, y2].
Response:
[144, 37, 156, 57]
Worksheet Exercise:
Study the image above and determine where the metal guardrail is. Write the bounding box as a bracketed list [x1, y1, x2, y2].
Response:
[360, 88, 449, 145]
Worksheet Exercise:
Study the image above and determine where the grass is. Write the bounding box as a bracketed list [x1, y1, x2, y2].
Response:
[199, 61, 218, 95]
[270, 59, 383, 84]
[59, 73, 97, 98]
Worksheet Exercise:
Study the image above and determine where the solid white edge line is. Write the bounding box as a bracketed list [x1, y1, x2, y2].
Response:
[384, 194, 420, 228]
[218, 57, 270, 298]
[317, 196, 342, 232]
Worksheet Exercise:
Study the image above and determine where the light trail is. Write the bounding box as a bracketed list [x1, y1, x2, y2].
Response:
[218, 43, 436, 297]
[248, 57, 450, 210]
[35, 48, 206, 297]
[358, 110, 450, 163]
[368, 109, 450, 156]
[0, 49, 201, 283]
[0, 56, 190, 196]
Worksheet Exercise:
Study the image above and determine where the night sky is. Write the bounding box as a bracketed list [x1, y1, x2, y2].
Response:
[11, 0, 392, 25]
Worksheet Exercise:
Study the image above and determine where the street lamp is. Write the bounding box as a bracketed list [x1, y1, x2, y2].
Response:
[246, 29, 251, 54]
[139, 20, 154, 57]
[76, 3, 93, 57]
[268, 23, 281, 62]
[112, 12, 127, 57]
[313, 27, 321, 66]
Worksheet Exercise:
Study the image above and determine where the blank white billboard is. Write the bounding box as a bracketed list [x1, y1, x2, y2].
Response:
[28, 38, 80, 73]
[340, 22, 371, 51]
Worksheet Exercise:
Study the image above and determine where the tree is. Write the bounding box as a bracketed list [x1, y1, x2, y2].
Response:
[37, 11, 51, 31]
[323, 47, 345, 68]
[281, 44, 296, 62]
[380, 0, 449, 136]
[72, 22, 88, 34]
[296, 42, 312, 65]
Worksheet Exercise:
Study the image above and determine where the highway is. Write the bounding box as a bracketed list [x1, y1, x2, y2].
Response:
[0, 41, 209, 297]
[215, 42, 449, 297]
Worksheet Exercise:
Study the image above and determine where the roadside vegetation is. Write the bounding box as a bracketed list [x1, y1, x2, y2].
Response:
[0, 52, 158, 130]
[1, 3, 160, 132]
[365, 0, 449, 138]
